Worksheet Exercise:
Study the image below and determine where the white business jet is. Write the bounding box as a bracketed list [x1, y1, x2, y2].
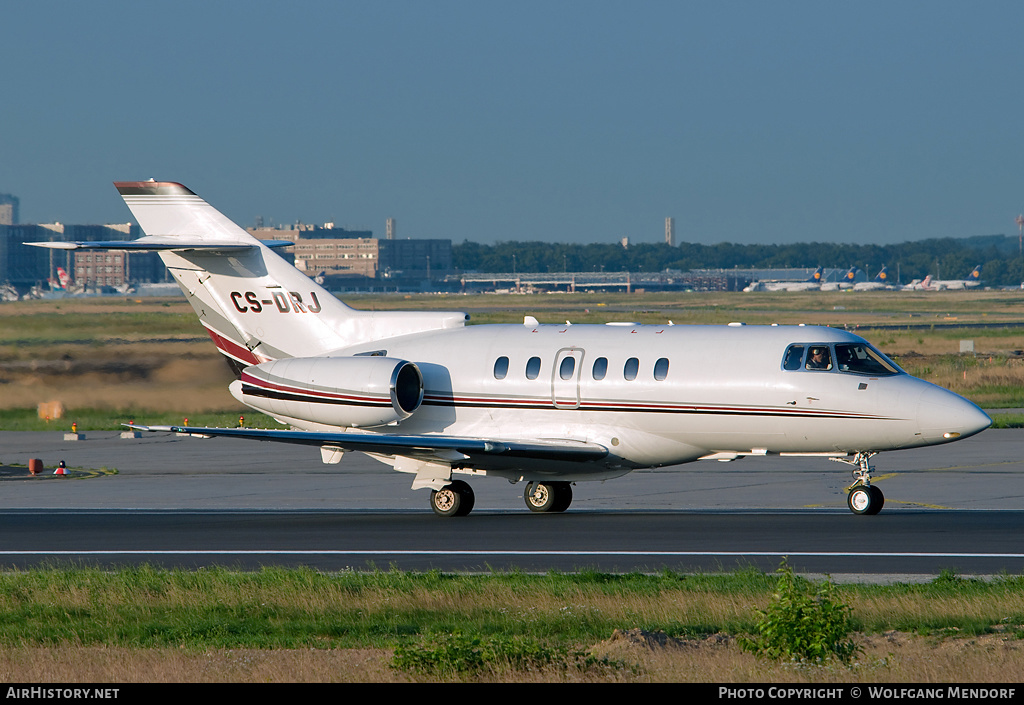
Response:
[29, 182, 991, 517]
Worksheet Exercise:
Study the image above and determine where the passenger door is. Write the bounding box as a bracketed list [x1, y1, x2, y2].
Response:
[551, 348, 584, 409]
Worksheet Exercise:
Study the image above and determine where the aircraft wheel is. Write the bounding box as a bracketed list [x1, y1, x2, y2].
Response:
[524, 481, 572, 513]
[847, 484, 883, 515]
[430, 480, 475, 517]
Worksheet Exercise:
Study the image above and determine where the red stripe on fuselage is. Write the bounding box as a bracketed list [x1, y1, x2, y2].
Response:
[240, 372, 391, 405]
[203, 326, 266, 366]
[421, 393, 890, 419]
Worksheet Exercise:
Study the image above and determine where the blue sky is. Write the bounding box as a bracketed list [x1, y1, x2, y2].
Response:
[3, 1, 1024, 245]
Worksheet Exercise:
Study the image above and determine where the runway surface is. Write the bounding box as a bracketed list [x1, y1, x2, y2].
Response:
[1, 427, 1022, 577]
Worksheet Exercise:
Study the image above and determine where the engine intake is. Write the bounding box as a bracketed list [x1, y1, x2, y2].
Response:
[234, 356, 424, 428]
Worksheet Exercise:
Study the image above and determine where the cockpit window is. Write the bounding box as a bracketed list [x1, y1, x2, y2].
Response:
[805, 346, 832, 371]
[835, 343, 902, 376]
[783, 342, 903, 376]
[782, 345, 805, 371]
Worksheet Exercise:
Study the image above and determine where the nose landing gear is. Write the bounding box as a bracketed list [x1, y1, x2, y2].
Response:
[847, 483, 884, 515]
[832, 451, 885, 515]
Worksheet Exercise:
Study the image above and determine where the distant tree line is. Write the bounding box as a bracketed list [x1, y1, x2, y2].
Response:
[452, 234, 1024, 287]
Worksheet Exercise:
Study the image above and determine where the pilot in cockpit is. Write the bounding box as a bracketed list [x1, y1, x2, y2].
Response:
[805, 346, 832, 370]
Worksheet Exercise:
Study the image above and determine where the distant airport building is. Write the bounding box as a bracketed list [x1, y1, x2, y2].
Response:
[665, 217, 675, 247]
[379, 238, 452, 280]
[693, 267, 848, 283]
[452, 269, 743, 293]
[0, 195, 18, 225]
[0, 216, 452, 297]
[247, 222, 452, 286]
[0, 222, 164, 291]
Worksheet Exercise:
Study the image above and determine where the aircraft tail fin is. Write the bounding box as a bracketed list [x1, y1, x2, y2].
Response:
[29, 181, 468, 367]
[115, 182, 467, 365]
[967, 264, 983, 281]
[807, 266, 824, 283]
[116, 181, 254, 245]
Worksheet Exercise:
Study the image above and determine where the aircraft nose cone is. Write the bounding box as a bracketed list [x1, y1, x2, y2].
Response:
[916, 384, 991, 443]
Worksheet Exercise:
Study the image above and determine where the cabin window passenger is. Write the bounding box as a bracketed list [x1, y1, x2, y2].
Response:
[805, 346, 832, 371]
[592, 357, 608, 380]
[493, 356, 509, 380]
[559, 356, 576, 380]
[624, 357, 639, 381]
[526, 356, 542, 380]
[654, 358, 669, 381]
[782, 345, 805, 371]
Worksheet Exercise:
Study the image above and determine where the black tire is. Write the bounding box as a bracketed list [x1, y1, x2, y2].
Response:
[552, 482, 573, 512]
[431, 480, 475, 517]
[865, 484, 884, 515]
[452, 480, 475, 516]
[847, 484, 883, 515]
[524, 481, 572, 513]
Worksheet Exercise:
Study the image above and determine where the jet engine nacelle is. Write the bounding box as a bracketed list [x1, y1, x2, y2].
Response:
[232, 356, 424, 428]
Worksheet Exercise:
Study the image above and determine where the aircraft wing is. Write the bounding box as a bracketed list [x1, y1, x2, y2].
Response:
[126, 424, 609, 465]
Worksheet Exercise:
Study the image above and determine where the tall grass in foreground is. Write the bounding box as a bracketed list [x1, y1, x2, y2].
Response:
[1, 566, 1023, 652]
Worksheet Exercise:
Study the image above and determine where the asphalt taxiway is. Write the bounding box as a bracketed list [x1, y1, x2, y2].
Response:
[0, 427, 1022, 576]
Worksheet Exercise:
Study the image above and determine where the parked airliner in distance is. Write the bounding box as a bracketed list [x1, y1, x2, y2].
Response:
[819, 266, 860, 291]
[901, 275, 934, 291]
[853, 266, 895, 291]
[910, 265, 984, 291]
[743, 267, 824, 292]
[29, 182, 992, 517]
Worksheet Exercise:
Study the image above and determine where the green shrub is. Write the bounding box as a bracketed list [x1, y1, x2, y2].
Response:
[392, 631, 571, 676]
[739, 561, 861, 665]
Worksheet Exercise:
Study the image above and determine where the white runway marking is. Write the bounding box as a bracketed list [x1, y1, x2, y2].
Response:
[1, 550, 1023, 558]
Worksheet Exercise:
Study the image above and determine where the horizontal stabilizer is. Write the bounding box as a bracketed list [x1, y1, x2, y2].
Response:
[124, 424, 609, 464]
[25, 238, 293, 252]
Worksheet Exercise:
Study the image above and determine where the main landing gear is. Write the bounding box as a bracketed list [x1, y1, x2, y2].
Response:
[430, 480, 475, 517]
[428, 480, 575, 517]
[524, 481, 573, 513]
[832, 451, 885, 515]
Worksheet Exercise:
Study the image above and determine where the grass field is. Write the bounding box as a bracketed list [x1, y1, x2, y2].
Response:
[2, 566, 1024, 683]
